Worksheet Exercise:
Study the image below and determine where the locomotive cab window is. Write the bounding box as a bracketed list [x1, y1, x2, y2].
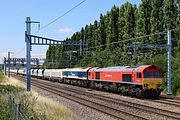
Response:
[144, 71, 161, 78]
[153, 71, 161, 78]
[136, 73, 142, 78]
[144, 72, 152, 78]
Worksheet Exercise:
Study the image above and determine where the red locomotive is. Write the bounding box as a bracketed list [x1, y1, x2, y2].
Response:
[88, 65, 162, 98]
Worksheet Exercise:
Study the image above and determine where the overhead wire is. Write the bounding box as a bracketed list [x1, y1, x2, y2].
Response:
[83, 28, 180, 51]
[83, 30, 167, 51]
[15, 47, 26, 58]
[35, 0, 87, 35]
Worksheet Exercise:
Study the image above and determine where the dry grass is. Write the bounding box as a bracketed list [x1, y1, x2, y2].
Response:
[3, 77, 78, 120]
[33, 93, 77, 120]
[1, 77, 25, 87]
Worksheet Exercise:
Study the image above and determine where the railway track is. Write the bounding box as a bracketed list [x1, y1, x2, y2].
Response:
[12, 74, 180, 120]
[149, 98, 180, 107]
[35, 79, 180, 119]
[160, 95, 180, 100]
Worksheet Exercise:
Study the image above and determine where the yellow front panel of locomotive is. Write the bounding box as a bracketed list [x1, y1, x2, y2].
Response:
[143, 78, 162, 89]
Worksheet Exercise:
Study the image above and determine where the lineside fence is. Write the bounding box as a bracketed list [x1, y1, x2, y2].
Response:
[4, 92, 34, 120]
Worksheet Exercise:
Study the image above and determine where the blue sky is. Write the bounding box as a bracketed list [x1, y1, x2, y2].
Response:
[0, 0, 141, 64]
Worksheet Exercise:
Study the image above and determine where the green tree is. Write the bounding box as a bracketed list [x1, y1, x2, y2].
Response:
[92, 20, 100, 50]
[165, 0, 177, 30]
[135, 0, 152, 42]
[106, 6, 119, 49]
[86, 24, 94, 48]
[150, 0, 164, 42]
[171, 51, 180, 95]
[99, 14, 106, 50]
[118, 2, 136, 62]
[122, 2, 136, 40]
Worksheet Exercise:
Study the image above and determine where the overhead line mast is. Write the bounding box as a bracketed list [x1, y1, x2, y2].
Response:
[129, 30, 172, 95]
[25, 17, 86, 94]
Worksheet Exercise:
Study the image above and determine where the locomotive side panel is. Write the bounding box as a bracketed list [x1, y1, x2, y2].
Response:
[99, 71, 121, 81]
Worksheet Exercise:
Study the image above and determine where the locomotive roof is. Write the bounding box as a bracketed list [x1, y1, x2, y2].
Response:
[93, 66, 139, 71]
[92, 65, 161, 72]
[92, 65, 160, 72]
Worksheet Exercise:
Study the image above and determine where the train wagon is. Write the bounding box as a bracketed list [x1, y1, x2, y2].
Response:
[43, 69, 63, 82]
[62, 67, 92, 85]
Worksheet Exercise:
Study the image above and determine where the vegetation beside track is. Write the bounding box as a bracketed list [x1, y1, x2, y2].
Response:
[0, 69, 14, 120]
[0, 70, 77, 120]
[0, 68, 4, 82]
[0, 96, 13, 120]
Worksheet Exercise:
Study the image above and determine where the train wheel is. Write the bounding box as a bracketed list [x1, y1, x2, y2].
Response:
[121, 86, 126, 95]
[128, 86, 133, 96]
[89, 81, 94, 89]
[131, 88, 136, 97]
[94, 83, 98, 89]
[151, 89, 159, 99]
[103, 83, 109, 92]
[99, 83, 103, 91]
[117, 86, 123, 94]
[123, 86, 129, 96]
[84, 81, 88, 88]
[69, 80, 73, 85]
[143, 90, 150, 98]
[136, 89, 144, 99]
[77, 80, 81, 86]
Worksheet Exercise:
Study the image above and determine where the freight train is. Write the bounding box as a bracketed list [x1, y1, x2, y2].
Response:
[12, 65, 163, 98]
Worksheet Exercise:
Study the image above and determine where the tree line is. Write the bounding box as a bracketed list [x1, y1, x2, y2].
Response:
[45, 0, 180, 95]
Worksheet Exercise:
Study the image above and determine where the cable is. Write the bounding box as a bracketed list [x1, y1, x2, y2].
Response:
[84, 30, 167, 51]
[83, 28, 180, 51]
[35, 0, 87, 35]
[15, 47, 25, 57]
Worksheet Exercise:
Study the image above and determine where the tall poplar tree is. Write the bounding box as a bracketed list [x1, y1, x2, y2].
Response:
[92, 20, 100, 50]
[135, 0, 152, 42]
[165, 0, 177, 30]
[99, 14, 106, 49]
[122, 2, 136, 40]
[106, 6, 119, 49]
[150, 0, 163, 43]
[118, 2, 136, 56]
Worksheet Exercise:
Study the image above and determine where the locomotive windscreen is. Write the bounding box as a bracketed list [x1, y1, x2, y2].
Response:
[144, 71, 161, 78]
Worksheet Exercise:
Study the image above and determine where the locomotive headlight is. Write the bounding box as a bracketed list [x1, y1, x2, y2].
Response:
[157, 84, 162, 88]
[144, 84, 148, 89]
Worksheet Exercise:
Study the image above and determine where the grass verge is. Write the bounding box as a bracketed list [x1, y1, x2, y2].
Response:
[0, 93, 14, 120]
[0, 69, 4, 82]
[0, 71, 78, 120]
